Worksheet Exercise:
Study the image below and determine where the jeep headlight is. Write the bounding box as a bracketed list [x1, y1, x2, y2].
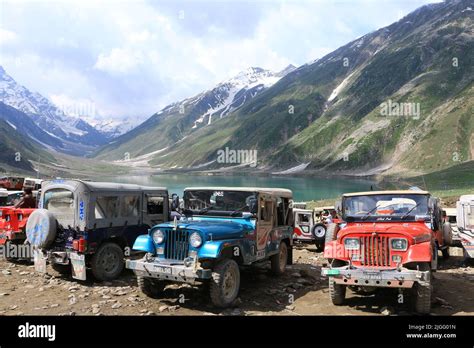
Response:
[391, 238, 408, 251]
[344, 237, 360, 250]
[190, 232, 202, 248]
[152, 229, 164, 244]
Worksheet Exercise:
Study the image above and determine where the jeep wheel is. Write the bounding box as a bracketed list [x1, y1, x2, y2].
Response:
[312, 223, 326, 241]
[441, 247, 450, 259]
[271, 242, 288, 276]
[413, 263, 432, 314]
[51, 263, 71, 275]
[91, 243, 124, 281]
[329, 260, 346, 305]
[210, 258, 240, 308]
[137, 276, 166, 298]
[325, 224, 340, 261]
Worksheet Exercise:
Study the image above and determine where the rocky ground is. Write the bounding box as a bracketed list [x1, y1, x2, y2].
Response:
[0, 245, 473, 316]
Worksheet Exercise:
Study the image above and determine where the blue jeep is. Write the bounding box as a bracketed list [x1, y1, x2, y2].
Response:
[126, 187, 294, 307]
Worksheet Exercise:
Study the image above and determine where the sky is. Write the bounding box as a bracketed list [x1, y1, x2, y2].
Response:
[0, 0, 442, 123]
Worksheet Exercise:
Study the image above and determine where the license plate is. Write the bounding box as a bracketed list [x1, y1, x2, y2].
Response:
[153, 265, 172, 274]
[33, 249, 47, 273]
[362, 271, 382, 280]
[69, 252, 86, 281]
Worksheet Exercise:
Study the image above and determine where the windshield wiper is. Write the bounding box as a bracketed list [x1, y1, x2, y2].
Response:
[198, 206, 215, 215]
[361, 206, 380, 221]
[401, 203, 420, 219]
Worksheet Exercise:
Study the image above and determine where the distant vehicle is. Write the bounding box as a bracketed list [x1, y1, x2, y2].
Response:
[0, 189, 23, 207]
[456, 195, 474, 259]
[23, 178, 42, 191]
[322, 190, 452, 314]
[127, 187, 294, 308]
[0, 207, 36, 252]
[293, 208, 327, 251]
[26, 179, 171, 281]
[0, 177, 24, 190]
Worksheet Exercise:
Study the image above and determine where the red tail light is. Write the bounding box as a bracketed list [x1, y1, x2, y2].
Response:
[78, 237, 87, 253]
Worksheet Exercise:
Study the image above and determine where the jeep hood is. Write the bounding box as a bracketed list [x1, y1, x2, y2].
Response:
[339, 222, 432, 241]
[157, 217, 255, 240]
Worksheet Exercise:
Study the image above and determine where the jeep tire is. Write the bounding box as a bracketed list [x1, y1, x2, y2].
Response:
[413, 263, 432, 314]
[271, 241, 288, 275]
[312, 223, 326, 251]
[91, 242, 124, 281]
[210, 258, 240, 308]
[328, 260, 346, 305]
[25, 209, 57, 249]
[137, 276, 166, 298]
[325, 223, 340, 261]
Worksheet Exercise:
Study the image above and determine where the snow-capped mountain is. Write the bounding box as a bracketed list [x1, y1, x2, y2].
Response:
[188, 66, 296, 128]
[94, 65, 297, 160]
[83, 117, 139, 139]
[0, 66, 110, 155]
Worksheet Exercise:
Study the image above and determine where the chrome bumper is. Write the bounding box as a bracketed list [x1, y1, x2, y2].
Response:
[322, 266, 430, 288]
[126, 258, 212, 284]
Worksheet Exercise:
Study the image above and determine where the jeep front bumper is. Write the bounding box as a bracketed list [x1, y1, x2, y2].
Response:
[321, 266, 430, 288]
[126, 258, 212, 284]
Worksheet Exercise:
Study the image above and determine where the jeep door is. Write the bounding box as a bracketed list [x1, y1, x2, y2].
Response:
[142, 192, 169, 227]
[257, 194, 274, 251]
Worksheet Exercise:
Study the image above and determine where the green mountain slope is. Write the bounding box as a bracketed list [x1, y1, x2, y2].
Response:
[0, 118, 56, 172]
[95, 0, 474, 176]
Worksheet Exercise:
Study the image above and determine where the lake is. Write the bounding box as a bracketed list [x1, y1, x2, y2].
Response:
[102, 174, 376, 202]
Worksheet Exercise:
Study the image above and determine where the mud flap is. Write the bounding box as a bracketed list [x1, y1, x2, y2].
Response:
[33, 249, 47, 274]
[70, 252, 86, 281]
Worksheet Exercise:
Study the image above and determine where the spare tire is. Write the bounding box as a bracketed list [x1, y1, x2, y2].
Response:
[442, 222, 453, 246]
[325, 223, 340, 244]
[26, 209, 57, 249]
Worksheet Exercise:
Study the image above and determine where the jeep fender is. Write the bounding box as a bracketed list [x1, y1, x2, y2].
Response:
[198, 240, 246, 262]
[405, 241, 432, 263]
[132, 234, 155, 253]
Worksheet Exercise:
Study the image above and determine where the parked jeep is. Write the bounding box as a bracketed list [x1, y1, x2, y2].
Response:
[0, 189, 23, 207]
[456, 195, 474, 259]
[293, 208, 326, 251]
[126, 187, 294, 308]
[26, 179, 170, 281]
[322, 190, 452, 314]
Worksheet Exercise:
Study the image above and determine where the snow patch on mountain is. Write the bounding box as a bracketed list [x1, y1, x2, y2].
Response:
[191, 66, 295, 129]
[0, 66, 112, 152]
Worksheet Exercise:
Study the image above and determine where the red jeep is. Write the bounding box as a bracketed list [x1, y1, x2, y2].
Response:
[322, 190, 451, 314]
[0, 207, 35, 247]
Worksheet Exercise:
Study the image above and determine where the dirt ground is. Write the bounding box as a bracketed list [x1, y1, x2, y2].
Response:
[0, 245, 473, 316]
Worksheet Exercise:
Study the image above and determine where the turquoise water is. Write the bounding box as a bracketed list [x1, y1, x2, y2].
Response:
[103, 174, 376, 202]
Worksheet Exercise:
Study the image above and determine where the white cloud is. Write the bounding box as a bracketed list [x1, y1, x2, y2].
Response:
[0, 0, 439, 120]
[0, 28, 18, 44]
[94, 48, 145, 74]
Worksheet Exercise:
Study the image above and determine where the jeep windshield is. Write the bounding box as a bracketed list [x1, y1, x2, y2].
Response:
[343, 194, 429, 222]
[183, 189, 257, 217]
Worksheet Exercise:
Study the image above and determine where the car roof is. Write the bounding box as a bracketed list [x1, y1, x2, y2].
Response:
[342, 190, 430, 197]
[293, 208, 313, 213]
[184, 186, 293, 198]
[459, 195, 474, 202]
[43, 179, 167, 192]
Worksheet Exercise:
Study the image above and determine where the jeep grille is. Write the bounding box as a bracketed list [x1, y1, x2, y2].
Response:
[360, 235, 391, 267]
[164, 229, 190, 261]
